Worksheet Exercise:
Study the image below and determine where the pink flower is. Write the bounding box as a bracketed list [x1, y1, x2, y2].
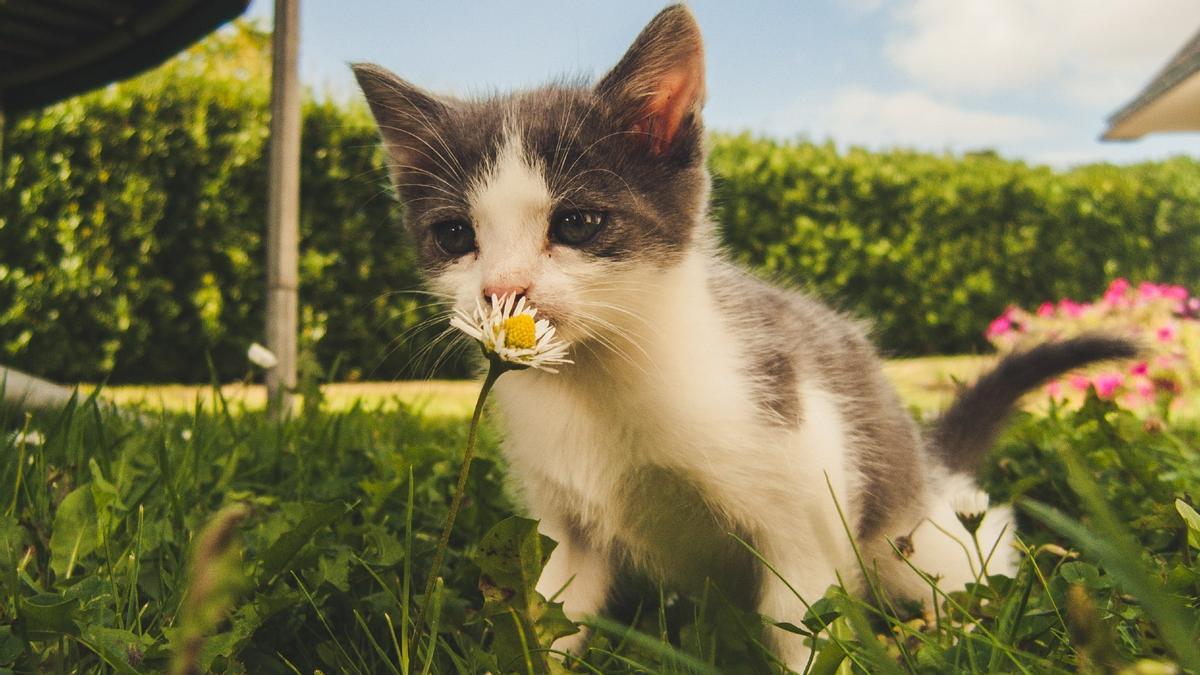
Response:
[1045, 379, 1062, 397]
[1130, 361, 1149, 376]
[1156, 354, 1178, 369]
[1157, 323, 1178, 342]
[1093, 373, 1123, 399]
[1136, 281, 1160, 301]
[1162, 285, 1189, 301]
[986, 316, 1012, 339]
[1069, 374, 1092, 391]
[1036, 302, 1055, 317]
[1188, 297, 1200, 312]
[1105, 278, 1131, 306]
[1058, 299, 1086, 318]
[1134, 378, 1155, 399]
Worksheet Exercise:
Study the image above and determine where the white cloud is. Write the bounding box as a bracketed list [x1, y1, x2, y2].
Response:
[717, 87, 1050, 151]
[838, 0, 886, 14]
[816, 87, 1050, 149]
[885, 0, 1200, 106]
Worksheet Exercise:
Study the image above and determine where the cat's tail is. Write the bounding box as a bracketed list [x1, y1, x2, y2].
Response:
[928, 335, 1138, 473]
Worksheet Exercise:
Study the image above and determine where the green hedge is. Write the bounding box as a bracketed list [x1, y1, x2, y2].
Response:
[1, 27, 442, 383]
[710, 138, 1200, 355]
[2, 26, 1198, 382]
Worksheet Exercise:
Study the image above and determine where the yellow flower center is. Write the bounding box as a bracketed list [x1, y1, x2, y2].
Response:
[502, 314, 536, 349]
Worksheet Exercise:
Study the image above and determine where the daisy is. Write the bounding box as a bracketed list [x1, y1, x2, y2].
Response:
[419, 293, 571, 627]
[450, 293, 572, 372]
[247, 342, 279, 369]
[952, 488, 990, 535]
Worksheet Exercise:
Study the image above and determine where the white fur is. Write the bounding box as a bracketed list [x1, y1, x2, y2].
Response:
[493, 252, 870, 665]
[874, 471, 1017, 600]
[443, 125, 1014, 671]
[468, 129, 552, 292]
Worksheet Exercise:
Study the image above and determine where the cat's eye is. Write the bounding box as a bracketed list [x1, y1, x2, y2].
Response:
[550, 210, 606, 246]
[431, 220, 476, 256]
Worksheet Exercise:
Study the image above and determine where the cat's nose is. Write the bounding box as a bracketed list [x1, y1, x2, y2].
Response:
[482, 285, 528, 304]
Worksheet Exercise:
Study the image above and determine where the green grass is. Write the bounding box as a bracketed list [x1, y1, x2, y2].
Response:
[2, 372, 1199, 673]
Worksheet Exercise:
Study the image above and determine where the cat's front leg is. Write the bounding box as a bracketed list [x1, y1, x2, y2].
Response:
[754, 542, 846, 673]
[534, 516, 614, 656]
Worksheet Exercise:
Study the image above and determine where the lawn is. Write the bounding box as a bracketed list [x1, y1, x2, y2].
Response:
[2, 357, 1199, 673]
[90, 354, 993, 419]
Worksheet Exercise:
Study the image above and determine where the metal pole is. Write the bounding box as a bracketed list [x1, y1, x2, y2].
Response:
[265, 0, 300, 418]
[1, 89, 7, 186]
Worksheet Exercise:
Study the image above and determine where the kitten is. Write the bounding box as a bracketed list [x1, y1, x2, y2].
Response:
[353, 5, 1133, 668]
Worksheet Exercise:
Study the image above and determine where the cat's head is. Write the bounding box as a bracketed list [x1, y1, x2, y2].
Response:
[353, 5, 708, 349]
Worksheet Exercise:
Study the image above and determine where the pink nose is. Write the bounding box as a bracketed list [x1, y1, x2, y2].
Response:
[482, 285, 528, 303]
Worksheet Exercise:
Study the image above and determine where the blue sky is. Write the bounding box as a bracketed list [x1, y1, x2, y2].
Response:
[245, 0, 1200, 167]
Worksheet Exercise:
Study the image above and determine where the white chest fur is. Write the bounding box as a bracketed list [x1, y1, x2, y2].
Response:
[491, 253, 859, 590]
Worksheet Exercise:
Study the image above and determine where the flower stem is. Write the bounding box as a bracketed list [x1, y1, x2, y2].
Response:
[416, 362, 503, 629]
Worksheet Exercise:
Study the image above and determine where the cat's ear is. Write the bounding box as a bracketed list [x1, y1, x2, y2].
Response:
[352, 63, 449, 171]
[595, 4, 706, 156]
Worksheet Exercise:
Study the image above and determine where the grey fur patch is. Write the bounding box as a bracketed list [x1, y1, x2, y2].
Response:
[709, 262, 926, 540]
[710, 276, 801, 427]
[755, 351, 800, 425]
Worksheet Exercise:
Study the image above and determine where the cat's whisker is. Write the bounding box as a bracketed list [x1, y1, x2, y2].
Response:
[374, 311, 453, 365]
[384, 161, 462, 194]
[393, 195, 458, 210]
[343, 163, 396, 184]
[367, 295, 457, 379]
[548, 91, 605, 194]
[373, 121, 456, 178]
[373, 87, 468, 179]
[574, 326, 652, 379]
[548, 91, 577, 192]
[554, 129, 653, 197]
[574, 309, 663, 345]
[373, 306, 453, 338]
[565, 311, 656, 376]
[374, 288, 456, 303]
[559, 166, 640, 203]
[423, 333, 472, 382]
[388, 181, 462, 201]
[386, 178, 460, 203]
[395, 311, 458, 343]
[386, 323, 461, 380]
[571, 297, 662, 334]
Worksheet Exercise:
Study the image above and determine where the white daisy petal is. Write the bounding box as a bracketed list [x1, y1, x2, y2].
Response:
[952, 488, 990, 535]
[449, 316, 482, 341]
[247, 342, 279, 369]
[952, 489, 990, 519]
[448, 293, 573, 372]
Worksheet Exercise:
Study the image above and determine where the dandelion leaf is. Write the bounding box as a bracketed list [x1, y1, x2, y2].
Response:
[473, 516, 577, 674]
[49, 485, 98, 579]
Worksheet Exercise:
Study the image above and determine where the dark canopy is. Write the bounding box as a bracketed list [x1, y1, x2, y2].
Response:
[0, 0, 249, 116]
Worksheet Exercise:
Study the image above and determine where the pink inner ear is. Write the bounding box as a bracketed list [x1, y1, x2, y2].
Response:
[640, 60, 704, 155]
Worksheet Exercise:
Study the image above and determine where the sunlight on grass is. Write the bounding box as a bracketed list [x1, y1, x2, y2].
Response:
[91, 380, 482, 418]
[92, 355, 989, 419]
[881, 354, 992, 414]
[88, 353, 1197, 420]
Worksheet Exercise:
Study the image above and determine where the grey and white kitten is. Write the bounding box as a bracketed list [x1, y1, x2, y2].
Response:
[353, 5, 1132, 668]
